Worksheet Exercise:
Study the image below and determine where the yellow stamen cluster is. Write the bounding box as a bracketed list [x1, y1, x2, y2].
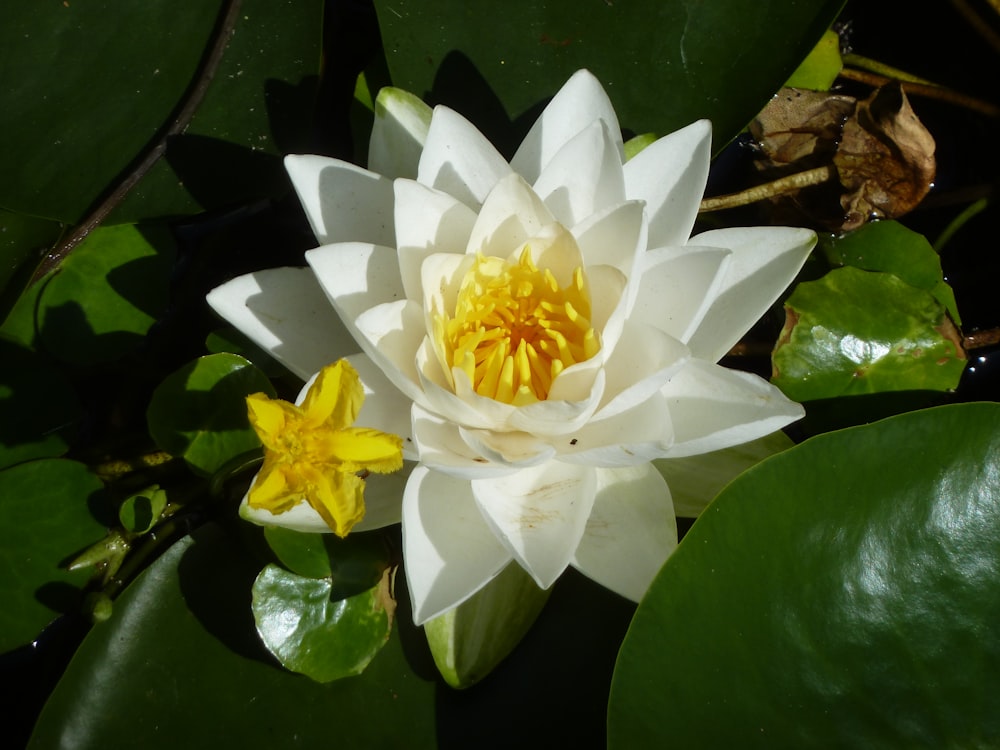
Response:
[437, 247, 599, 405]
[245, 359, 403, 537]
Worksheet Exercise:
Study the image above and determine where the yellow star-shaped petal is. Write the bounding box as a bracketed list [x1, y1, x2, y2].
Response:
[245, 359, 403, 537]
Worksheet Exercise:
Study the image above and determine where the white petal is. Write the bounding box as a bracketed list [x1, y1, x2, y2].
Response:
[206, 267, 355, 380]
[662, 360, 804, 458]
[533, 119, 626, 227]
[411, 404, 519, 479]
[594, 320, 690, 419]
[465, 174, 555, 257]
[394, 179, 477, 301]
[571, 463, 677, 602]
[572, 200, 647, 281]
[284, 155, 395, 246]
[631, 245, 731, 343]
[623, 119, 711, 248]
[459, 426, 557, 468]
[471, 461, 596, 589]
[587, 264, 628, 355]
[684, 226, 817, 362]
[353, 300, 428, 405]
[306, 242, 404, 324]
[417, 106, 512, 208]
[403, 466, 514, 624]
[367, 87, 432, 180]
[510, 365, 605, 436]
[345, 353, 417, 459]
[511, 69, 624, 184]
[559, 393, 674, 466]
[654, 430, 794, 518]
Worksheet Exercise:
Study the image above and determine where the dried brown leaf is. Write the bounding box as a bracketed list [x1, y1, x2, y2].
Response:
[833, 83, 936, 229]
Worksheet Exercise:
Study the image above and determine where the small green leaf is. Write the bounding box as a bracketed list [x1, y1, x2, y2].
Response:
[785, 29, 842, 90]
[822, 220, 961, 323]
[35, 224, 174, 365]
[772, 266, 965, 401]
[609, 403, 1000, 748]
[118, 486, 168, 534]
[263, 527, 332, 579]
[146, 353, 274, 477]
[425, 562, 551, 688]
[0, 459, 107, 652]
[0, 338, 82, 470]
[252, 564, 395, 682]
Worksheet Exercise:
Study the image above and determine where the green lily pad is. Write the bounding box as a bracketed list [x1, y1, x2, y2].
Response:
[0, 209, 63, 321]
[0, 459, 106, 653]
[785, 29, 842, 90]
[822, 220, 960, 323]
[35, 224, 174, 365]
[0, 338, 82, 471]
[772, 266, 965, 401]
[28, 524, 440, 749]
[252, 563, 395, 683]
[374, 0, 844, 151]
[146, 353, 274, 477]
[609, 402, 1000, 748]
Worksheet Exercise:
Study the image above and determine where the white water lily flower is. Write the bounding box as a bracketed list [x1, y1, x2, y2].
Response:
[208, 70, 816, 625]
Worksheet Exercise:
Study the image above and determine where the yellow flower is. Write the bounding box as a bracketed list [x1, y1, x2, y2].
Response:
[245, 359, 403, 537]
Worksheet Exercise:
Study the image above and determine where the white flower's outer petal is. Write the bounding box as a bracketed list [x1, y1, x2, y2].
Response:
[465, 174, 555, 257]
[471, 461, 597, 589]
[559, 394, 673, 466]
[345, 353, 417, 459]
[572, 200, 646, 282]
[511, 69, 624, 184]
[306, 242, 404, 324]
[394, 180, 477, 301]
[623, 119, 711, 248]
[571, 463, 677, 602]
[683, 226, 817, 362]
[206, 267, 355, 380]
[532, 120, 626, 228]
[368, 86, 432, 180]
[404, 466, 514, 625]
[662, 359, 804, 458]
[654, 430, 794, 518]
[412, 404, 519, 479]
[284, 155, 395, 246]
[631, 245, 731, 343]
[417, 106, 513, 208]
[594, 320, 690, 419]
[238, 462, 412, 534]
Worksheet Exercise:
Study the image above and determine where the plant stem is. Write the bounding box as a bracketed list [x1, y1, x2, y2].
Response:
[965, 328, 1000, 350]
[29, 0, 244, 285]
[841, 53, 937, 85]
[949, 0, 1000, 54]
[838, 67, 1000, 118]
[699, 166, 835, 213]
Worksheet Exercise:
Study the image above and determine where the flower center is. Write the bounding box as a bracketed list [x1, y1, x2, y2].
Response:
[438, 247, 599, 405]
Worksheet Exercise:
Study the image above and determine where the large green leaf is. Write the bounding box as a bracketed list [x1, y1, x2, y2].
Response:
[34, 224, 175, 365]
[0, 1, 222, 224]
[374, 0, 844, 151]
[0, 0, 322, 227]
[28, 524, 439, 749]
[0, 459, 106, 653]
[0, 339, 82, 470]
[609, 403, 1000, 748]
